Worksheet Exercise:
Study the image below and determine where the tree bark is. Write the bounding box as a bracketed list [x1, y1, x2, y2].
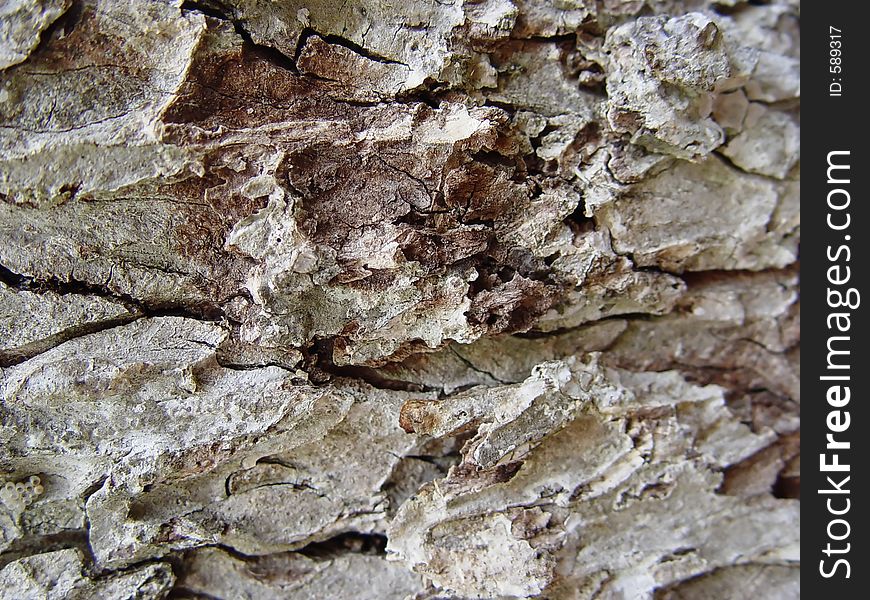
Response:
[0, 0, 799, 598]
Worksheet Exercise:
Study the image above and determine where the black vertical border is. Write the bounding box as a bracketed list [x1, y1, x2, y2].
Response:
[804, 2, 867, 596]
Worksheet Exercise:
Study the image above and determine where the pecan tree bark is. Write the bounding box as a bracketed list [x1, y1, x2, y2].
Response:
[0, 0, 799, 598]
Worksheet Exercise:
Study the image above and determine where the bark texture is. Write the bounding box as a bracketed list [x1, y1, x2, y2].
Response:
[0, 0, 799, 598]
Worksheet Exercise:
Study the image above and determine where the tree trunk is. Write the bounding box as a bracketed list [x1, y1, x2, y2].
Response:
[0, 0, 799, 598]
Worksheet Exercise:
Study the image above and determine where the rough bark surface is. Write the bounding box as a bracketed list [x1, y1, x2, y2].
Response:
[0, 0, 799, 598]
